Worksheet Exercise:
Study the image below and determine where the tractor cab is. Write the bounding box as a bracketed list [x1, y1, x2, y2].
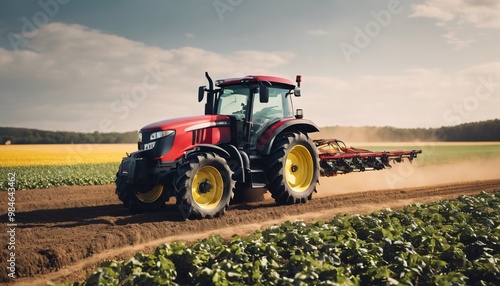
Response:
[199, 73, 302, 151]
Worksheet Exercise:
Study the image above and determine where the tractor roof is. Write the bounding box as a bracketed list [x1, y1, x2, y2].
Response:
[215, 75, 295, 87]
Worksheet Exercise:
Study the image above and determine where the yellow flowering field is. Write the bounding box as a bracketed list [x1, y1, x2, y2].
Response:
[0, 144, 136, 167]
[0, 144, 138, 190]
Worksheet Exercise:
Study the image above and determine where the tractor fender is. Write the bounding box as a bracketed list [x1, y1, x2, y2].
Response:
[184, 143, 247, 183]
[257, 119, 319, 155]
[184, 144, 230, 159]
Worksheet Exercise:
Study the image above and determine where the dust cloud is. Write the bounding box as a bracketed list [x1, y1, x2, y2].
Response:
[316, 158, 500, 197]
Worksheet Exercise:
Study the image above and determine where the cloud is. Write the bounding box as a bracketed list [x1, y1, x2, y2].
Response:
[0, 23, 295, 132]
[307, 29, 330, 36]
[1, 22, 498, 132]
[442, 31, 475, 49]
[410, 0, 500, 28]
[296, 65, 500, 128]
[460, 61, 500, 77]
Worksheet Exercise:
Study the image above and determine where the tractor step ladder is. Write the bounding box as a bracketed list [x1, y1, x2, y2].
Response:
[249, 155, 267, 188]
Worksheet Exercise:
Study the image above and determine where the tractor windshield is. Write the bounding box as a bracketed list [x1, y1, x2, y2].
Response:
[216, 85, 250, 118]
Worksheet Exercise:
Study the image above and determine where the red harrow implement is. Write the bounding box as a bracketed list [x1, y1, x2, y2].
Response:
[314, 139, 422, 177]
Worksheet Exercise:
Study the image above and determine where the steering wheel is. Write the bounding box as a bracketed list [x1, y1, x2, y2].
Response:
[232, 103, 246, 115]
[255, 106, 280, 118]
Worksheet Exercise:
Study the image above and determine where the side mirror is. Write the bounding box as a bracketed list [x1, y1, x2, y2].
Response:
[198, 86, 205, 102]
[294, 87, 301, 97]
[259, 84, 269, 103]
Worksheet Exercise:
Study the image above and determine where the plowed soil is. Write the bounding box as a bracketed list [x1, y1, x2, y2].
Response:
[2, 177, 500, 285]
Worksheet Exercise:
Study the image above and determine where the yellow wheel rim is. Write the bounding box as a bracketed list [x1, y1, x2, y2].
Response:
[285, 145, 314, 193]
[192, 166, 223, 209]
[135, 184, 164, 203]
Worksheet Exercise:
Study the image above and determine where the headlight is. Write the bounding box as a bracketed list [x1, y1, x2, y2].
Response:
[138, 132, 142, 143]
[144, 141, 155, 150]
[150, 130, 175, 141]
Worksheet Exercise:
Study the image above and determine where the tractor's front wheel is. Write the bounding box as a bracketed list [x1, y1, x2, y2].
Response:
[115, 175, 169, 213]
[175, 152, 235, 219]
[266, 131, 319, 205]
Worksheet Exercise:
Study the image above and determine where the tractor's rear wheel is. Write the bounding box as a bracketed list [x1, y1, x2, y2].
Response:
[175, 152, 235, 219]
[266, 131, 319, 205]
[115, 175, 169, 213]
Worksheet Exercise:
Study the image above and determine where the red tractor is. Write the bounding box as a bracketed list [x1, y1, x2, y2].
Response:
[116, 73, 421, 219]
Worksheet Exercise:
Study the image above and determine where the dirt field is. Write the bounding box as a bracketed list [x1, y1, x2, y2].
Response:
[1, 174, 500, 284]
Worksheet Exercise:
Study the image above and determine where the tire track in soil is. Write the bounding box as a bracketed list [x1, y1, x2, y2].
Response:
[2, 179, 500, 285]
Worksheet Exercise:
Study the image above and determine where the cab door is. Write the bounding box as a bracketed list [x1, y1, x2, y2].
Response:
[249, 86, 295, 148]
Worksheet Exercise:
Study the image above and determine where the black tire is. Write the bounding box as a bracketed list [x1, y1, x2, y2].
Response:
[115, 174, 169, 213]
[265, 131, 320, 205]
[175, 152, 235, 219]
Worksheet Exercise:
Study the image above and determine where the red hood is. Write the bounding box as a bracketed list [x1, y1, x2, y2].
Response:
[140, 115, 231, 133]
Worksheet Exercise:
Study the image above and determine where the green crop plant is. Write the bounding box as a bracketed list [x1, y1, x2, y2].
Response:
[0, 163, 118, 190]
[67, 191, 499, 285]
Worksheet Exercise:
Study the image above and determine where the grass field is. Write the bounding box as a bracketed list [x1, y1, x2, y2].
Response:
[357, 142, 500, 166]
[1, 142, 499, 190]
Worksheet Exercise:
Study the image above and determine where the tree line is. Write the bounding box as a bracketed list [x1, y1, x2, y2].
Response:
[315, 119, 500, 142]
[0, 127, 138, 144]
[1, 119, 499, 144]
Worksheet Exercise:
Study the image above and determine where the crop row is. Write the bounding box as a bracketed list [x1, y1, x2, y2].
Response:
[69, 191, 499, 285]
[0, 163, 118, 191]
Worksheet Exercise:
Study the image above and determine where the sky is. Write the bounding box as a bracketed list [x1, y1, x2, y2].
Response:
[0, 0, 499, 132]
